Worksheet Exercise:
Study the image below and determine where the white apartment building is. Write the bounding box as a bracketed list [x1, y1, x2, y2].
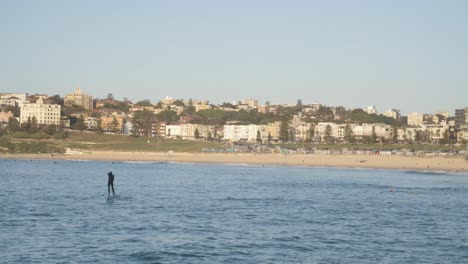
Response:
[354, 123, 393, 139]
[165, 125, 182, 138]
[181, 124, 215, 140]
[161, 96, 175, 106]
[421, 124, 448, 141]
[0, 93, 28, 107]
[20, 97, 61, 125]
[407, 112, 424, 126]
[84, 117, 99, 130]
[315, 122, 340, 140]
[364, 106, 377, 115]
[223, 124, 267, 142]
[295, 122, 313, 141]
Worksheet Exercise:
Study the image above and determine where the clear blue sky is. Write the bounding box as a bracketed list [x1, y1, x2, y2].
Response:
[1, 0, 467, 114]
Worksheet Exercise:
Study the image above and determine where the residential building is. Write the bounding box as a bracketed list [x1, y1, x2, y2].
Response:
[152, 122, 166, 137]
[64, 88, 93, 111]
[353, 123, 393, 139]
[294, 122, 313, 142]
[165, 125, 182, 138]
[0, 93, 28, 107]
[397, 127, 418, 141]
[455, 107, 468, 126]
[223, 124, 266, 142]
[315, 122, 339, 140]
[407, 112, 424, 126]
[20, 97, 61, 125]
[364, 106, 377, 115]
[457, 130, 468, 143]
[100, 113, 124, 133]
[0, 111, 13, 123]
[181, 124, 215, 140]
[242, 98, 259, 108]
[265, 121, 281, 141]
[382, 109, 400, 120]
[421, 124, 448, 141]
[161, 96, 175, 106]
[84, 117, 99, 130]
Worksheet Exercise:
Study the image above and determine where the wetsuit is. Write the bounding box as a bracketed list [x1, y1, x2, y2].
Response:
[108, 172, 115, 195]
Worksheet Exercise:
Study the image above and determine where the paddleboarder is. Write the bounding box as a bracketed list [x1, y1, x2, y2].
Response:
[108, 171, 115, 195]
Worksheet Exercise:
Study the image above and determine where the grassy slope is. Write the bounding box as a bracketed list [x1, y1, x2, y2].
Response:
[61, 132, 227, 152]
[1, 131, 466, 153]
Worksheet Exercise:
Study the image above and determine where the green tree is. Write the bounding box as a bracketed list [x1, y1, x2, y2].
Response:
[135, 99, 152, 107]
[415, 130, 421, 142]
[42, 124, 57, 136]
[343, 124, 355, 143]
[279, 119, 289, 142]
[96, 118, 103, 134]
[7, 117, 20, 132]
[157, 110, 179, 123]
[392, 126, 399, 142]
[111, 116, 120, 134]
[371, 126, 377, 143]
[22, 116, 33, 132]
[207, 131, 213, 142]
[306, 124, 315, 143]
[173, 100, 185, 107]
[73, 115, 86, 131]
[324, 125, 333, 143]
[267, 132, 272, 143]
[194, 128, 200, 139]
[256, 130, 262, 143]
[131, 110, 155, 137]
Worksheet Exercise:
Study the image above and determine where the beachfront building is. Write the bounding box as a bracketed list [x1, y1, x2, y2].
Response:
[64, 88, 93, 111]
[294, 122, 313, 142]
[100, 113, 124, 133]
[457, 130, 468, 143]
[19, 97, 61, 125]
[84, 117, 99, 130]
[315, 122, 340, 140]
[223, 124, 267, 142]
[407, 112, 424, 126]
[421, 124, 448, 142]
[180, 124, 215, 140]
[165, 125, 182, 138]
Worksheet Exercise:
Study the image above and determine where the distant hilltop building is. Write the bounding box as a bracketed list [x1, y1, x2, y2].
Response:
[455, 107, 468, 126]
[64, 87, 93, 111]
[20, 97, 61, 125]
[382, 109, 400, 120]
[407, 112, 424, 126]
[364, 106, 377, 115]
[0, 93, 28, 107]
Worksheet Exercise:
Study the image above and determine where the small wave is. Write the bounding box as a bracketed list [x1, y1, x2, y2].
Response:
[129, 251, 163, 262]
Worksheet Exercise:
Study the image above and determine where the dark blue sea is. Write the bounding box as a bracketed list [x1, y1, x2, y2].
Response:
[1, 159, 467, 264]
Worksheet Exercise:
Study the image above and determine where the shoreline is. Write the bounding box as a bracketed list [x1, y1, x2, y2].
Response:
[2, 151, 467, 174]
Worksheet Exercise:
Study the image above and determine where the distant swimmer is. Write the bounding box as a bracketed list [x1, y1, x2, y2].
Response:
[107, 171, 115, 196]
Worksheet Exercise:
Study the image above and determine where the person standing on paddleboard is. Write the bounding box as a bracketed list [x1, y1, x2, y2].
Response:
[107, 171, 115, 195]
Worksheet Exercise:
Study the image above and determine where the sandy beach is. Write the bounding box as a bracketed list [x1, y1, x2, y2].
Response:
[2, 151, 467, 173]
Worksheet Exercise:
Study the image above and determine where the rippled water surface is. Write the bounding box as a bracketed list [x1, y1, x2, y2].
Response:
[1, 159, 468, 263]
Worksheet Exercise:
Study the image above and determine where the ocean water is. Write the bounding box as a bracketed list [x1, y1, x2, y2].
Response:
[1, 159, 467, 264]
